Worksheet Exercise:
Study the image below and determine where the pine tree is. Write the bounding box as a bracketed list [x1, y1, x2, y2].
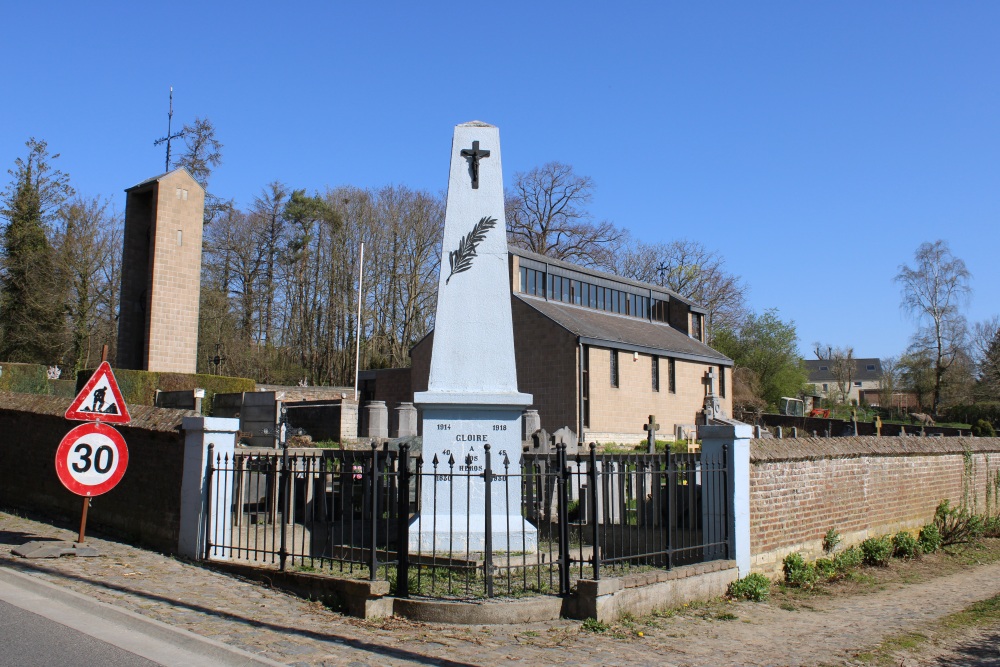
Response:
[982, 329, 1000, 398]
[0, 139, 73, 362]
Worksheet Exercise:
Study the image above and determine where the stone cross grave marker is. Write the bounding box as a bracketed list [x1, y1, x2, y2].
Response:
[703, 368, 722, 421]
[644, 415, 659, 454]
[412, 122, 536, 554]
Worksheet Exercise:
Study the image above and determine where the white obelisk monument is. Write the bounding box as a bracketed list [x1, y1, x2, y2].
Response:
[411, 121, 537, 552]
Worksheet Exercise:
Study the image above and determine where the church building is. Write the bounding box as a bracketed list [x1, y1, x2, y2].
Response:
[365, 245, 733, 444]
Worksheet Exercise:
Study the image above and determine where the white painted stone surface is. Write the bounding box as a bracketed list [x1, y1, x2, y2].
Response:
[700, 423, 752, 577]
[410, 408, 536, 552]
[413, 122, 535, 552]
[178, 417, 239, 560]
[415, 122, 531, 406]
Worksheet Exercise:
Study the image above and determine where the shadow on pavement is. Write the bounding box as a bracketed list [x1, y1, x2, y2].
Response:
[1, 557, 477, 667]
[932, 630, 1000, 666]
[0, 531, 62, 546]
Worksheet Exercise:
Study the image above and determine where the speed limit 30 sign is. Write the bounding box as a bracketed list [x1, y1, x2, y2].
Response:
[55, 422, 129, 497]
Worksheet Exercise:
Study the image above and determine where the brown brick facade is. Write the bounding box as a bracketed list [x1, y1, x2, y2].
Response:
[749, 436, 1000, 574]
[586, 348, 730, 443]
[117, 169, 204, 373]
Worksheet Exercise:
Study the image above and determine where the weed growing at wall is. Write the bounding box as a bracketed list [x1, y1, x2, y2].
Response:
[861, 536, 893, 566]
[892, 531, 920, 559]
[833, 545, 863, 571]
[935, 499, 983, 545]
[727, 573, 771, 601]
[782, 553, 818, 589]
[823, 528, 841, 553]
[918, 524, 942, 553]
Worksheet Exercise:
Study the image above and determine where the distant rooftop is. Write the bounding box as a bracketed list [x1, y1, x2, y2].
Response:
[804, 358, 883, 382]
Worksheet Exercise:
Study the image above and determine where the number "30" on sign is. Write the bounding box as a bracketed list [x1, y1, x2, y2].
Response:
[55, 422, 129, 497]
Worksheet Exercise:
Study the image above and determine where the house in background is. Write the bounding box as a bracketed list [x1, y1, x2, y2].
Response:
[364, 246, 733, 444]
[804, 358, 883, 406]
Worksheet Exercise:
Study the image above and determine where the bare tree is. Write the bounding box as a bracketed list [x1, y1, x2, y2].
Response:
[974, 317, 1000, 400]
[251, 182, 289, 342]
[52, 196, 121, 369]
[814, 344, 856, 404]
[878, 356, 901, 416]
[505, 162, 623, 265]
[895, 240, 972, 414]
[601, 235, 748, 342]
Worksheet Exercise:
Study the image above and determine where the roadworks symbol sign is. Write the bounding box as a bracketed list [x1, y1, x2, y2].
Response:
[65, 361, 131, 424]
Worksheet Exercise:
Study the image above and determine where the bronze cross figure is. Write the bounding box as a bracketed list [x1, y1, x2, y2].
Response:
[644, 415, 660, 453]
[460, 140, 491, 189]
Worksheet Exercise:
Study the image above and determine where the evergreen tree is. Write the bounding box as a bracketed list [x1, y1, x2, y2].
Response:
[981, 329, 1000, 399]
[0, 139, 74, 362]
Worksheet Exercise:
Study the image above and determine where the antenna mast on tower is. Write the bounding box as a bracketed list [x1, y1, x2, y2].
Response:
[153, 87, 185, 172]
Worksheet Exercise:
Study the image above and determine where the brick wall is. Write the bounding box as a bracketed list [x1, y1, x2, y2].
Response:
[0, 391, 197, 551]
[511, 297, 579, 434]
[587, 350, 732, 444]
[750, 436, 1000, 574]
[146, 170, 204, 373]
[117, 170, 204, 373]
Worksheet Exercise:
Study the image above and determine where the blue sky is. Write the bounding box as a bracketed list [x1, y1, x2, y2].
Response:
[2, 2, 997, 359]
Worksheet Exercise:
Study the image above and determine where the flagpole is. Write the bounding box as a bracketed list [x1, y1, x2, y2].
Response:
[353, 242, 364, 402]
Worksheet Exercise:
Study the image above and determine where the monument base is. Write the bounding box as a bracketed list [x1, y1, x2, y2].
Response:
[408, 514, 538, 554]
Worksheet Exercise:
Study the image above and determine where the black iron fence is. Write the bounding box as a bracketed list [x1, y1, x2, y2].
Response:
[205, 442, 731, 600]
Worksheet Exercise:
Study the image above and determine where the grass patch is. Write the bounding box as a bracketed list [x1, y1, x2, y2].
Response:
[857, 593, 1000, 665]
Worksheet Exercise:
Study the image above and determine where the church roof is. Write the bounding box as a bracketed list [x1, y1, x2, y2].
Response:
[125, 167, 205, 193]
[514, 294, 732, 365]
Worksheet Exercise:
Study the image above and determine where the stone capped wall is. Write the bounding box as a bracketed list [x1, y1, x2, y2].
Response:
[750, 436, 1000, 575]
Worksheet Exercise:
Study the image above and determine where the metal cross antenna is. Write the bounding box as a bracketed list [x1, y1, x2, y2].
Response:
[153, 86, 186, 172]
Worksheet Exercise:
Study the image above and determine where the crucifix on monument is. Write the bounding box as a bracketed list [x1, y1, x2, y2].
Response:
[644, 415, 659, 454]
[460, 140, 491, 189]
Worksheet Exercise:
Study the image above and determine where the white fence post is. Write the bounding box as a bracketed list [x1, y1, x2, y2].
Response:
[178, 416, 239, 559]
[700, 423, 752, 577]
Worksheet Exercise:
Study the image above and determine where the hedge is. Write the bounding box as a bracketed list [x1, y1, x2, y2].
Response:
[947, 403, 1000, 428]
[0, 363, 48, 395]
[76, 368, 255, 416]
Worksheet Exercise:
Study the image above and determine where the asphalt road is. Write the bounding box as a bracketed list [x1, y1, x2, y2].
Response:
[0, 598, 160, 667]
[0, 563, 283, 667]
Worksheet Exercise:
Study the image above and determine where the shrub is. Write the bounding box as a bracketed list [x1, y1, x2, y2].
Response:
[892, 531, 920, 559]
[0, 363, 49, 395]
[984, 516, 1000, 538]
[782, 552, 818, 589]
[918, 524, 942, 553]
[973, 419, 996, 437]
[814, 557, 836, 579]
[934, 499, 981, 545]
[727, 573, 771, 601]
[822, 528, 841, 553]
[860, 536, 892, 566]
[947, 403, 1000, 429]
[833, 546, 863, 571]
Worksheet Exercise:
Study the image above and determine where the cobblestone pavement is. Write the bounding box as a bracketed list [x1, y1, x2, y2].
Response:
[2, 511, 1000, 666]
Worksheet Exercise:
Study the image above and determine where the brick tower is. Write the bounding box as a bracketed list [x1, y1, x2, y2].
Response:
[116, 168, 204, 373]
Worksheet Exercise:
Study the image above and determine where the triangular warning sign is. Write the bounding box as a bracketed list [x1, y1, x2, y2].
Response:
[66, 361, 131, 424]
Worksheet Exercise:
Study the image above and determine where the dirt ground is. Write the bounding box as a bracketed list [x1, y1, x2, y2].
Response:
[2, 509, 1000, 666]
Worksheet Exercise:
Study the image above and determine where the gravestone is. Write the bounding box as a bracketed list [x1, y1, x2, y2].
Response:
[644, 415, 659, 453]
[412, 122, 536, 553]
[702, 368, 723, 422]
[394, 402, 418, 438]
[364, 401, 388, 439]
